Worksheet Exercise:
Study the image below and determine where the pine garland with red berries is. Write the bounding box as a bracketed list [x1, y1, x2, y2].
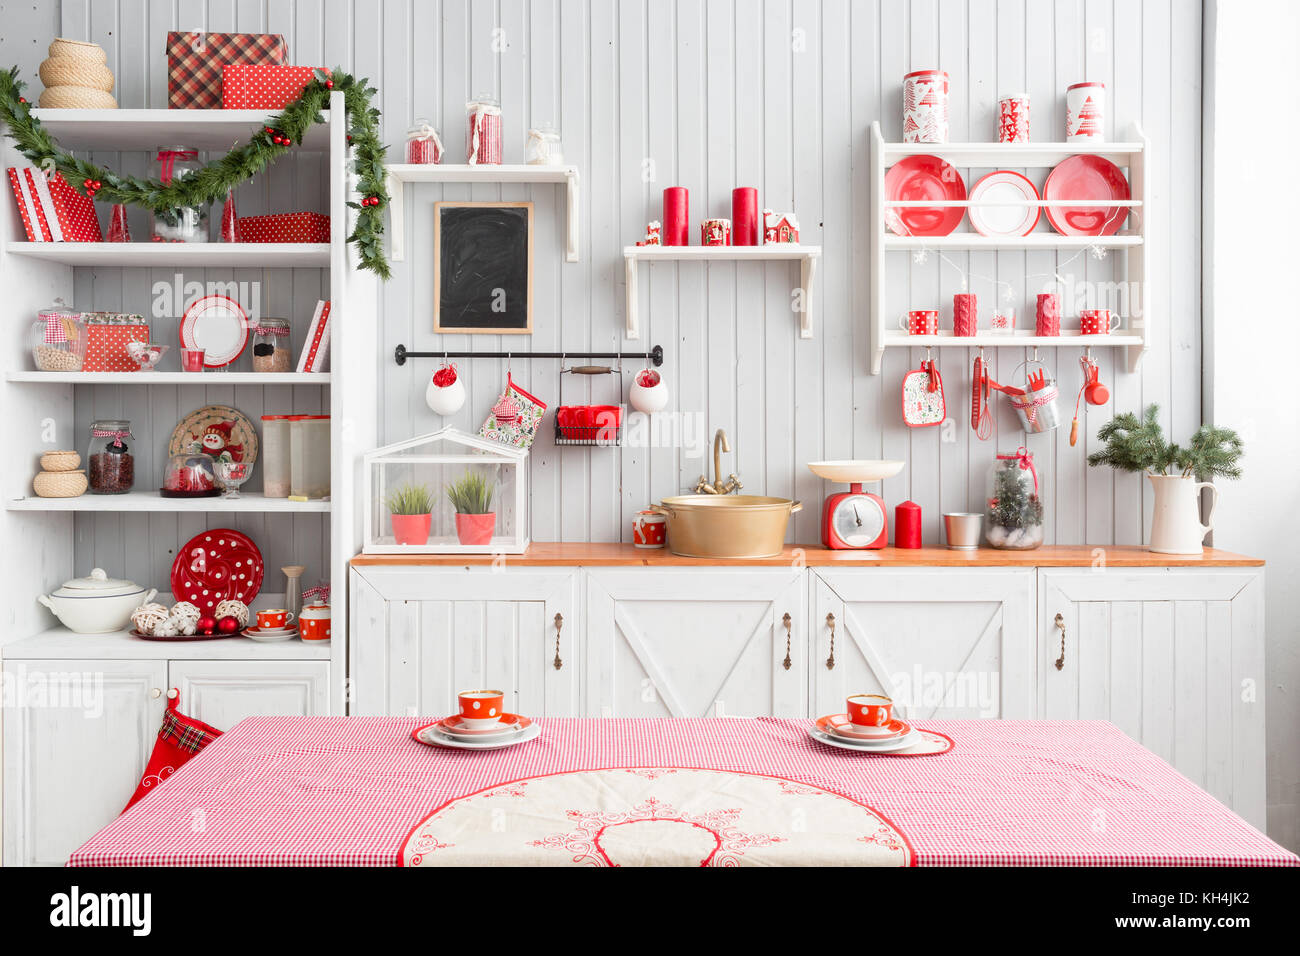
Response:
[0, 66, 390, 278]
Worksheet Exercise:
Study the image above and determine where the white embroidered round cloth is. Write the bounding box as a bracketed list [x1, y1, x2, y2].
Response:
[401, 768, 913, 867]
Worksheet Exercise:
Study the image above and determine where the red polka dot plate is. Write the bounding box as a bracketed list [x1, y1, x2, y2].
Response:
[170, 528, 264, 616]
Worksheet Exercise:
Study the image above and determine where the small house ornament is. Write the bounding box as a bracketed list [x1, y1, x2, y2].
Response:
[635, 220, 662, 246]
[763, 209, 800, 244]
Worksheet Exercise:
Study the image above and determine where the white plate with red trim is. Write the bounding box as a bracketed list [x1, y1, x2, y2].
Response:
[437, 713, 531, 738]
[816, 714, 913, 741]
[413, 721, 540, 751]
[180, 294, 249, 368]
[242, 625, 297, 642]
[807, 726, 920, 753]
[968, 170, 1041, 237]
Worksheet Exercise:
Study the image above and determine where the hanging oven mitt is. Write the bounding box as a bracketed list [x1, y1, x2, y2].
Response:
[479, 372, 547, 449]
[902, 359, 945, 427]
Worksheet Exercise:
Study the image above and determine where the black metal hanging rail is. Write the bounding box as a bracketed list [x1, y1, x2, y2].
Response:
[394, 344, 664, 368]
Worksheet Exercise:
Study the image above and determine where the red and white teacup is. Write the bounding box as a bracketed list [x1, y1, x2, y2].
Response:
[899, 310, 939, 336]
[1079, 309, 1121, 335]
[256, 608, 295, 629]
[457, 689, 506, 730]
[846, 694, 893, 729]
[633, 510, 666, 549]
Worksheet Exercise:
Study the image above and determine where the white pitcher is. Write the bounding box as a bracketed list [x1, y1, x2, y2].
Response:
[1147, 475, 1218, 554]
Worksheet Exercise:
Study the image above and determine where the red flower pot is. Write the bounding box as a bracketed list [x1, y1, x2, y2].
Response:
[391, 512, 432, 546]
[455, 512, 496, 546]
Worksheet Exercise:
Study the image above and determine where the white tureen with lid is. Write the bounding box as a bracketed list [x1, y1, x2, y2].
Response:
[38, 568, 156, 634]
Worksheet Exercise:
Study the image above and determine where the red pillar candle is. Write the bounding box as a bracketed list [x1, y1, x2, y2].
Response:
[953, 293, 977, 337]
[1035, 293, 1061, 336]
[895, 500, 923, 549]
[662, 186, 689, 246]
[732, 186, 759, 246]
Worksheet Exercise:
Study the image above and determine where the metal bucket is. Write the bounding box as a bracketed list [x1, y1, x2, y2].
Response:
[1008, 361, 1061, 433]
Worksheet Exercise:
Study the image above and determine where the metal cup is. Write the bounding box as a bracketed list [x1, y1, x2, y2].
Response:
[943, 512, 983, 550]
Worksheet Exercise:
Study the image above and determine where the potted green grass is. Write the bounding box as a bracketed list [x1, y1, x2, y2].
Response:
[446, 472, 496, 546]
[387, 483, 436, 546]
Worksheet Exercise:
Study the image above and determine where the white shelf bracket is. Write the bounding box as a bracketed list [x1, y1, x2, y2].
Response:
[799, 252, 819, 339]
[565, 168, 580, 262]
[625, 255, 640, 340]
[387, 169, 405, 262]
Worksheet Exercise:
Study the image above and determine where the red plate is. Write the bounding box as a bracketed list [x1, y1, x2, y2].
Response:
[816, 714, 912, 741]
[180, 294, 249, 368]
[170, 528, 265, 617]
[438, 713, 532, 737]
[1043, 155, 1130, 236]
[884, 155, 966, 237]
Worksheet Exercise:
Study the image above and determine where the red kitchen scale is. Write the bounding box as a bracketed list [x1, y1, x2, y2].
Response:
[807, 460, 905, 550]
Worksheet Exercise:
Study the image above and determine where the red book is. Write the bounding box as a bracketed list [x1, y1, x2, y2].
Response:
[42, 173, 103, 242]
[27, 168, 61, 240]
[8, 167, 44, 241]
[296, 300, 331, 373]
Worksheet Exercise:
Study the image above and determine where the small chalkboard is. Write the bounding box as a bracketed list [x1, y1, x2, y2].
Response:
[434, 201, 533, 334]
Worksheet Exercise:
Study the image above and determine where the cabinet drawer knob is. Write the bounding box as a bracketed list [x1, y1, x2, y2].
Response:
[825, 613, 836, 670]
[781, 612, 792, 671]
[1054, 613, 1066, 671]
[553, 612, 564, 671]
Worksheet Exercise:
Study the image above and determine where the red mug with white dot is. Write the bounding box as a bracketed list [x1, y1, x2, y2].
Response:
[256, 609, 294, 629]
[1079, 309, 1121, 335]
[846, 693, 893, 729]
[457, 689, 505, 729]
[899, 310, 939, 336]
[633, 510, 667, 548]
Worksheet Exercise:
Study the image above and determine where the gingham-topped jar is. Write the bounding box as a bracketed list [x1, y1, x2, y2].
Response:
[30, 302, 87, 372]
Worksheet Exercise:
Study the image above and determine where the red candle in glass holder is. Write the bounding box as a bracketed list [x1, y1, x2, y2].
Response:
[895, 500, 923, 549]
[663, 187, 689, 246]
[732, 187, 759, 246]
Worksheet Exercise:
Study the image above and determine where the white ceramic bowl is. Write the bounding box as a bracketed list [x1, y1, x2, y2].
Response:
[38, 568, 156, 634]
[806, 460, 905, 484]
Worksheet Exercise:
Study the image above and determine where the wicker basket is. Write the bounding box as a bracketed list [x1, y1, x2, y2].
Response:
[40, 56, 115, 93]
[38, 85, 118, 110]
[48, 38, 108, 63]
[34, 470, 88, 498]
[39, 450, 81, 473]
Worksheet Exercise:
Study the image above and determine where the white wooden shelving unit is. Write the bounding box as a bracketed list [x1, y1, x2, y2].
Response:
[622, 243, 822, 340]
[0, 95, 377, 715]
[385, 163, 580, 263]
[868, 120, 1149, 374]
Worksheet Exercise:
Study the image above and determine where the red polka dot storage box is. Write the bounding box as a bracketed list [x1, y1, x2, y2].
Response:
[235, 212, 330, 243]
[82, 313, 150, 373]
[220, 64, 330, 110]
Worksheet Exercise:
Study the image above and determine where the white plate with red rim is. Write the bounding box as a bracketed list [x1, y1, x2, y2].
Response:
[437, 713, 531, 738]
[816, 714, 913, 741]
[242, 625, 298, 642]
[180, 294, 249, 368]
[807, 726, 920, 753]
[968, 170, 1041, 237]
[412, 721, 540, 751]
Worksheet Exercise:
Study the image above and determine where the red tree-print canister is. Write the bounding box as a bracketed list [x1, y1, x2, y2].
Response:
[662, 186, 689, 246]
[998, 94, 1030, 143]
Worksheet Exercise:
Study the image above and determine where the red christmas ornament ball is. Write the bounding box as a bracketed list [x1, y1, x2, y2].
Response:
[196, 615, 217, 636]
[216, 615, 240, 634]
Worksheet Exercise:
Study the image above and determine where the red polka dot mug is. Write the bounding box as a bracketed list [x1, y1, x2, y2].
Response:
[846, 693, 893, 729]
[457, 689, 506, 730]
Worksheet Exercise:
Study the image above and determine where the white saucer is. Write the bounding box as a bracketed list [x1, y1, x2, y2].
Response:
[414, 722, 541, 751]
[807, 726, 920, 753]
[243, 626, 297, 643]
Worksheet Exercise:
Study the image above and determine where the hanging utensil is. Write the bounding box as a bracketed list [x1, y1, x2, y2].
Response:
[971, 353, 994, 441]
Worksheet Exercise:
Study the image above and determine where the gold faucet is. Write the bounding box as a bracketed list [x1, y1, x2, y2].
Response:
[694, 429, 744, 495]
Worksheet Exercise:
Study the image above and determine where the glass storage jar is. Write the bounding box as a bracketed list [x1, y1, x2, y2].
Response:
[984, 448, 1044, 550]
[525, 125, 564, 165]
[151, 145, 208, 242]
[251, 317, 292, 372]
[261, 415, 291, 498]
[31, 303, 87, 372]
[465, 94, 502, 164]
[86, 420, 135, 495]
[160, 452, 219, 498]
[289, 415, 331, 499]
[405, 118, 443, 164]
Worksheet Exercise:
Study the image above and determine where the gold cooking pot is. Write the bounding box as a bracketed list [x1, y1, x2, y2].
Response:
[649, 495, 802, 559]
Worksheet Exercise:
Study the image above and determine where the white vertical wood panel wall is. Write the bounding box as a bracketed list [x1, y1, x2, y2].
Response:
[17, 0, 1199, 567]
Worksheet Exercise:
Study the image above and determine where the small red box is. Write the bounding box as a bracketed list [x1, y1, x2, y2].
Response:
[220, 65, 329, 110]
[235, 212, 330, 243]
[83, 317, 150, 372]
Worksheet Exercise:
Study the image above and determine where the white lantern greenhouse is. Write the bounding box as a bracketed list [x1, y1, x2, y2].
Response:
[363, 427, 529, 554]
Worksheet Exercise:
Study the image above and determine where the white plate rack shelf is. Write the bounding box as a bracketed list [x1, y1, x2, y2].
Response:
[868, 120, 1149, 374]
[0, 96, 379, 714]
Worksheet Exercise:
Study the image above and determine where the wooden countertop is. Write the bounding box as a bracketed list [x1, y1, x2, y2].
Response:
[352, 543, 1263, 568]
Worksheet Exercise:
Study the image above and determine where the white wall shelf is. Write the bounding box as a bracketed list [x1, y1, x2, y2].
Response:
[868, 121, 1150, 375]
[3, 627, 332, 661]
[7, 241, 330, 268]
[6, 371, 331, 385]
[29, 108, 332, 152]
[5, 492, 330, 513]
[623, 244, 821, 340]
[385, 163, 580, 263]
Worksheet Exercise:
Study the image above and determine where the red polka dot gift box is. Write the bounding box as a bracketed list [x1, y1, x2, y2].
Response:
[235, 212, 331, 244]
[82, 313, 150, 373]
[220, 64, 330, 110]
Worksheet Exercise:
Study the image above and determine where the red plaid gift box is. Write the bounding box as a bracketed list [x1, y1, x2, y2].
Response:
[166, 31, 287, 110]
[82, 314, 150, 372]
[236, 212, 330, 243]
[221, 64, 329, 109]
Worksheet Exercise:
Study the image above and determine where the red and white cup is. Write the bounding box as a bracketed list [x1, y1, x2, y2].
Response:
[900, 309, 940, 335]
[991, 307, 1016, 334]
[953, 293, 978, 337]
[846, 694, 893, 729]
[256, 609, 295, 630]
[701, 217, 732, 246]
[1036, 293, 1061, 337]
[903, 69, 949, 144]
[457, 689, 506, 730]
[633, 511, 667, 549]
[1066, 82, 1106, 141]
[998, 94, 1030, 143]
[1079, 309, 1121, 335]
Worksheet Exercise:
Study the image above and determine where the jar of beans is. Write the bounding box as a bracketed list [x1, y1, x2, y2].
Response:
[87, 419, 135, 494]
[30, 303, 87, 372]
[251, 317, 292, 372]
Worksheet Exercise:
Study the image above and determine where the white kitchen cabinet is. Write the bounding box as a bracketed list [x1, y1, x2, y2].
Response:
[169, 660, 330, 729]
[1037, 568, 1266, 828]
[349, 566, 578, 717]
[2, 659, 165, 867]
[811, 569, 1036, 720]
[585, 569, 807, 718]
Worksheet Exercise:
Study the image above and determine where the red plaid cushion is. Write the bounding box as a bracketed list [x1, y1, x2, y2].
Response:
[166, 31, 287, 110]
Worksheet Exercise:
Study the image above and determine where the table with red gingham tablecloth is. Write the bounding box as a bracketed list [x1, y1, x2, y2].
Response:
[67, 717, 1297, 867]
